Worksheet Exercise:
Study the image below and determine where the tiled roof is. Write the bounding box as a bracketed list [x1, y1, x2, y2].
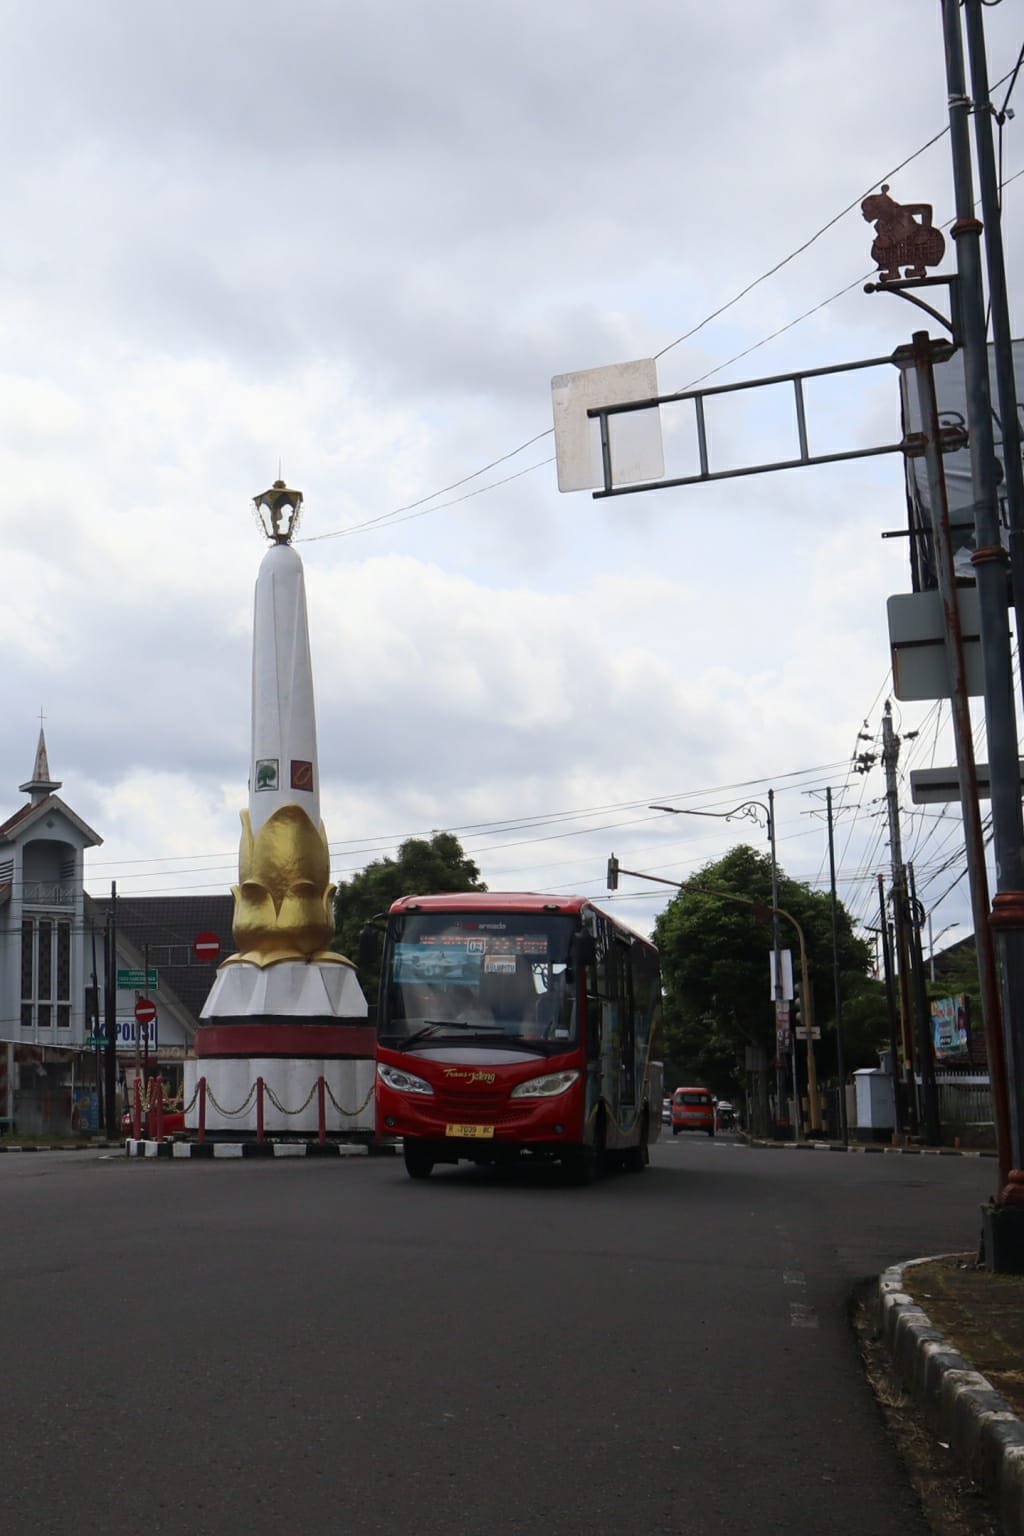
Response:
[89, 893, 236, 1027]
[0, 801, 40, 838]
[0, 793, 102, 847]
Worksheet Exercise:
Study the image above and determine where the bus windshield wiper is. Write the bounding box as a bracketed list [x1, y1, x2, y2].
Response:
[397, 1019, 504, 1051]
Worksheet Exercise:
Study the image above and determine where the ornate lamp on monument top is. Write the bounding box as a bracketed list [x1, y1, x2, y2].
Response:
[254, 478, 304, 545]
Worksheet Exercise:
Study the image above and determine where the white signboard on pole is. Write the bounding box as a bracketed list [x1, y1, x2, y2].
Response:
[551, 358, 664, 492]
[769, 949, 794, 1001]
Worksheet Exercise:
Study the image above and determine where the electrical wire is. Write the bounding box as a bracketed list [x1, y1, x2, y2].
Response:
[291, 105, 1022, 550]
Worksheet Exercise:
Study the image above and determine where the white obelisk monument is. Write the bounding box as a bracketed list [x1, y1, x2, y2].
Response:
[185, 480, 374, 1140]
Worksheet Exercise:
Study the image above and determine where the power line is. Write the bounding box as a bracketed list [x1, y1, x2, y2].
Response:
[291, 126, 1021, 549]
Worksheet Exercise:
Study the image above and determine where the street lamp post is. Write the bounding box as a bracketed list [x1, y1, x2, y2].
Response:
[928, 919, 957, 984]
[650, 796, 798, 1137]
[613, 848, 823, 1133]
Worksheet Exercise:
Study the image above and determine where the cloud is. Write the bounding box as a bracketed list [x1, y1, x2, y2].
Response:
[2, 0, 1018, 956]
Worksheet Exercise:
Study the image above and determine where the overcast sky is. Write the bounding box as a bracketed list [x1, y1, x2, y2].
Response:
[2, 1, 1022, 963]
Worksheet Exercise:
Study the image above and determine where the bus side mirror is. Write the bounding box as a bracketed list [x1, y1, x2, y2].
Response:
[571, 931, 596, 969]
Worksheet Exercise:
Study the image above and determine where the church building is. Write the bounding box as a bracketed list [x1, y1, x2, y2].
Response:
[0, 730, 102, 1133]
[0, 732, 232, 1136]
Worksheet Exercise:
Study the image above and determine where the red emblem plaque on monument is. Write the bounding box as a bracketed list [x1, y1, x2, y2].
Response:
[290, 759, 314, 791]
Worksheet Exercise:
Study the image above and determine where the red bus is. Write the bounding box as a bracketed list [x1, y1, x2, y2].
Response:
[372, 892, 662, 1182]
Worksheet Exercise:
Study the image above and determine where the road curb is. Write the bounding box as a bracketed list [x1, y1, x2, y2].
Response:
[0, 1141, 119, 1153]
[744, 1137, 997, 1157]
[877, 1256, 1024, 1535]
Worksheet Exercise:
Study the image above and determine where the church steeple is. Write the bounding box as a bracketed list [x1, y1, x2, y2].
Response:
[19, 724, 62, 805]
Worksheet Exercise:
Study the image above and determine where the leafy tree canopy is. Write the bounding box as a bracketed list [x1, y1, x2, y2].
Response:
[331, 832, 487, 996]
[652, 844, 883, 1095]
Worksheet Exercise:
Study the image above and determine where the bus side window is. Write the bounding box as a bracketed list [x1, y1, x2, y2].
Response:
[584, 915, 610, 1061]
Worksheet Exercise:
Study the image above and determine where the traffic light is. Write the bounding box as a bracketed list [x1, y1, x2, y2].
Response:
[793, 981, 802, 1031]
[606, 854, 619, 891]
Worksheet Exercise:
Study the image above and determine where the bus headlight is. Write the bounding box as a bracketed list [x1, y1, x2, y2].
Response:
[377, 1064, 434, 1096]
[509, 1070, 579, 1099]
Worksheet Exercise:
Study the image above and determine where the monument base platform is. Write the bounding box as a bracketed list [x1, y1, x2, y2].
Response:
[125, 1137, 398, 1159]
[184, 1054, 376, 1137]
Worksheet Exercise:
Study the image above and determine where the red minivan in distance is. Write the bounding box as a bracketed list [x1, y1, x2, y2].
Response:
[670, 1086, 715, 1137]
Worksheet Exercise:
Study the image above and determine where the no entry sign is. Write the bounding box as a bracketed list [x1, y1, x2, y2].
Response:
[194, 931, 221, 963]
[134, 997, 157, 1026]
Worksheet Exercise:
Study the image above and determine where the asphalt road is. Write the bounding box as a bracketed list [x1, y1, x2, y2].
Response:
[0, 1135, 996, 1536]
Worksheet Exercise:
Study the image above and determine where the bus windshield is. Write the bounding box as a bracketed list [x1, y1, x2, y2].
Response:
[379, 911, 578, 1048]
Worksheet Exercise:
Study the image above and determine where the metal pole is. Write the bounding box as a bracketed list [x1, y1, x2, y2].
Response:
[826, 788, 848, 1142]
[103, 883, 118, 1140]
[881, 703, 919, 1134]
[908, 863, 941, 1146]
[90, 925, 102, 1128]
[798, 923, 822, 1133]
[768, 789, 790, 1137]
[942, 0, 1024, 1183]
[878, 875, 905, 1135]
[963, 0, 1024, 715]
[929, 912, 936, 984]
[142, 943, 150, 1085]
[909, 328, 1012, 1184]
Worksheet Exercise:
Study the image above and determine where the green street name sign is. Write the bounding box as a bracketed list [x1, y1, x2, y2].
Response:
[116, 968, 159, 990]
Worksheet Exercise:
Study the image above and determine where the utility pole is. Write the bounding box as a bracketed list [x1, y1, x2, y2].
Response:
[767, 788, 793, 1138]
[942, 0, 1024, 1198]
[877, 874, 906, 1135]
[90, 925, 102, 1128]
[103, 882, 118, 1140]
[963, 0, 1024, 705]
[881, 702, 918, 1135]
[826, 788, 848, 1142]
[907, 863, 941, 1145]
[907, 328, 1012, 1182]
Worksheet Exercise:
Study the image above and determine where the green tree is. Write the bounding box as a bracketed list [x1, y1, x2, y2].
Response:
[331, 832, 487, 998]
[653, 844, 880, 1096]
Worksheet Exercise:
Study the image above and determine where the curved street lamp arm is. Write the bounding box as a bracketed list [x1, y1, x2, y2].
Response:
[650, 800, 773, 836]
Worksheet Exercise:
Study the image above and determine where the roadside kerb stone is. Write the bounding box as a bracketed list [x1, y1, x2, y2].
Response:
[743, 1135, 997, 1158]
[877, 1257, 1024, 1535]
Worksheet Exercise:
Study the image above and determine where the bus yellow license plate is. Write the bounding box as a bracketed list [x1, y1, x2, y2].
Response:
[445, 1124, 495, 1139]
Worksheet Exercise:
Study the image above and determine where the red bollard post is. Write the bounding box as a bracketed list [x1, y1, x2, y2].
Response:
[153, 1077, 164, 1141]
[197, 1077, 207, 1145]
[256, 1076, 265, 1143]
[133, 1076, 142, 1141]
[317, 1075, 327, 1145]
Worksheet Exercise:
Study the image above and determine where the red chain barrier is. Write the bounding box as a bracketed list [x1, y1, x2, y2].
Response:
[133, 1077, 143, 1140]
[153, 1077, 164, 1140]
